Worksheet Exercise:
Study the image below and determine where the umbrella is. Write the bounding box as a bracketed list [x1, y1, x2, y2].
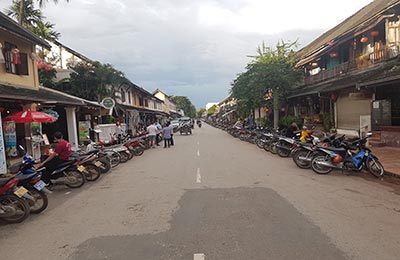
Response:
[2, 110, 57, 123]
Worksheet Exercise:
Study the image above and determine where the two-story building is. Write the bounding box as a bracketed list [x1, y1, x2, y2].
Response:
[290, 0, 400, 146]
[113, 81, 166, 132]
[0, 11, 100, 167]
[153, 89, 181, 118]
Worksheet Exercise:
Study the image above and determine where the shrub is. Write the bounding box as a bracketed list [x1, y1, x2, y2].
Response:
[279, 116, 302, 129]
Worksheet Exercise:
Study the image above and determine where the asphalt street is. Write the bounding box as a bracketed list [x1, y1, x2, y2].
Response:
[0, 123, 399, 260]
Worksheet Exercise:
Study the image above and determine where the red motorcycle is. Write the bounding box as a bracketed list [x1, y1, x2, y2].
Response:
[124, 137, 146, 156]
[0, 177, 31, 223]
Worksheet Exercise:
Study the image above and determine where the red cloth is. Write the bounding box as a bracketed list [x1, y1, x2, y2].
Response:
[55, 140, 71, 160]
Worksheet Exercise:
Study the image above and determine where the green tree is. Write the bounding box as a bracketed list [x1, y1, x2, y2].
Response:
[196, 108, 206, 118]
[170, 96, 196, 118]
[15, 0, 69, 25]
[207, 105, 217, 115]
[231, 40, 302, 128]
[6, 0, 61, 41]
[51, 61, 126, 102]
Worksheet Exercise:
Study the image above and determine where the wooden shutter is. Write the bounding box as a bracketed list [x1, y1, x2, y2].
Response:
[17, 53, 29, 75]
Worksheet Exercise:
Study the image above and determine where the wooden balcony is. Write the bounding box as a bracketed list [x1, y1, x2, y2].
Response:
[304, 44, 400, 85]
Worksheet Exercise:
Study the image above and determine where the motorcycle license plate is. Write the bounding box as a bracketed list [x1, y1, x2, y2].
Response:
[14, 186, 28, 198]
[34, 180, 46, 191]
[77, 165, 86, 172]
[94, 161, 102, 167]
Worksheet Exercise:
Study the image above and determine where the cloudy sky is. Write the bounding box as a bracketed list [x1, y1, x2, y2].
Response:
[0, 0, 373, 108]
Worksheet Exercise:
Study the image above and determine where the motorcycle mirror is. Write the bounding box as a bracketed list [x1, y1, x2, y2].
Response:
[367, 132, 373, 137]
[19, 145, 25, 151]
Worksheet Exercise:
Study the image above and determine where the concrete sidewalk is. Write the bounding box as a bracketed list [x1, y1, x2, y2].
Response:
[373, 147, 400, 177]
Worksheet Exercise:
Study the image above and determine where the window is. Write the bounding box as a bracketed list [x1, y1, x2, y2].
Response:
[3, 42, 29, 75]
[144, 99, 149, 107]
[120, 89, 126, 102]
[128, 91, 131, 104]
[139, 96, 144, 106]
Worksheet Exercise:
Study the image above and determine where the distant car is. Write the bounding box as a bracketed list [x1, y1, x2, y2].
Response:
[179, 117, 193, 128]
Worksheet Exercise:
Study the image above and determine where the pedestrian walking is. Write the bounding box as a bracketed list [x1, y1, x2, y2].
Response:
[162, 123, 172, 148]
[146, 122, 158, 148]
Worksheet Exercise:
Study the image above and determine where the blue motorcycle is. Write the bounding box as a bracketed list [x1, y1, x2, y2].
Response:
[311, 133, 384, 177]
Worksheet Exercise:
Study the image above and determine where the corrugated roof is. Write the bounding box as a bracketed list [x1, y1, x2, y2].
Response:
[0, 11, 51, 49]
[297, 0, 400, 63]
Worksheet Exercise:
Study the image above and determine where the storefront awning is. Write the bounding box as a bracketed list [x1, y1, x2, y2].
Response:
[0, 84, 101, 107]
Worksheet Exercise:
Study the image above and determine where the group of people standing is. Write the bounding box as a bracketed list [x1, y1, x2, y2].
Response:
[146, 121, 174, 148]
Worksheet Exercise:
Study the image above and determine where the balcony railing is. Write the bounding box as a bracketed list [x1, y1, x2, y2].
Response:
[304, 44, 400, 85]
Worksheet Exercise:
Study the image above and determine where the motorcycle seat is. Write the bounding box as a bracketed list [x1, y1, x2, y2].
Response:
[15, 173, 37, 182]
[318, 146, 346, 152]
[57, 160, 76, 168]
[81, 149, 99, 156]
[0, 177, 15, 187]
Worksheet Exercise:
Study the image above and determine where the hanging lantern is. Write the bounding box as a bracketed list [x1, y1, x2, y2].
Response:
[311, 62, 319, 67]
[10, 48, 21, 65]
[37, 61, 46, 70]
[370, 30, 379, 37]
[329, 52, 338, 58]
[330, 93, 338, 102]
[45, 64, 53, 71]
[360, 36, 369, 43]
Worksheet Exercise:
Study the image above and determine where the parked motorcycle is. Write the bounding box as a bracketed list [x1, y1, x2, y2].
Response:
[311, 133, 384, 177]
[0, 177, 31, 223]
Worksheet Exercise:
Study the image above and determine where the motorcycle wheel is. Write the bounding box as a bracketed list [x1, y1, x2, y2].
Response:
[269, 142, 278, 154]
[292, 149, 311, 169]
[27, 189, 48, 214]
[277, 147, 291, 157]
[98, 158, 111, 173]
[366, 158, 384, 178]
[256, 139, 264, 149]
[127, 151, 134, 160]
[0, 195, 30, 223]
[64, 170, 86, 188]
[132, 147, 144, 156]
[119, 151, 129, 163]
[84, 164, 101, 181]
[263, 141, 271, 152]
[311, 156, 333, 175]
[110, 152, 121, 168]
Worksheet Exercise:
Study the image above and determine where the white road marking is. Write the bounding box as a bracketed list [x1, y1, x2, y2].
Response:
[194, 253, 205, 260]
[197, 150, 200, 156]
[196, 168, 202, 183]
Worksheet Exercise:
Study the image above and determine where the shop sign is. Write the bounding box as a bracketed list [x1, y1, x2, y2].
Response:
[101, 97, 115, 109]
[4, 121, 17, 157]
[79, 121, 91, 142]
[0, 114, 7, 174]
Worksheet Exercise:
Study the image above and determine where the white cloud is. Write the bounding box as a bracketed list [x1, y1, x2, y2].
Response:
[0, 0, 373, 107]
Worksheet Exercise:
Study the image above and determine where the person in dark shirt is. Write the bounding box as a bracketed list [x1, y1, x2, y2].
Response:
[37, 131, 72, 184]
[285, 121, 301, 138]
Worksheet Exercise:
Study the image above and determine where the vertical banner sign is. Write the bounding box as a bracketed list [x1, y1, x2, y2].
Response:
[79, 121, 91, 142]
[4, 121, 17, 157]
[0, 114, 7, 174]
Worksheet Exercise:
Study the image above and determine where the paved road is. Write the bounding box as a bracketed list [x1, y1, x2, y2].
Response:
[1, 124, 400, 260]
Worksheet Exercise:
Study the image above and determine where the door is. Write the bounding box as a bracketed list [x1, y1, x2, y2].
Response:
[371, 100, 391, 131]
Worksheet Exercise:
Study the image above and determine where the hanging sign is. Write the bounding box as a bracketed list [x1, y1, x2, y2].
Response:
[101, 97, 115, 116]
[0, 114, 7, 174]
[4, 121, 17, 157]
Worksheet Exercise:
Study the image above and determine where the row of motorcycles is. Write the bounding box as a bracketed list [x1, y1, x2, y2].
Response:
[0, 133, 150, 224]
[208, 121, 385, 178]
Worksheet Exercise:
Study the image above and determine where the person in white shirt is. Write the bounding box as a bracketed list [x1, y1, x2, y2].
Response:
[146, 122, 158, 148]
